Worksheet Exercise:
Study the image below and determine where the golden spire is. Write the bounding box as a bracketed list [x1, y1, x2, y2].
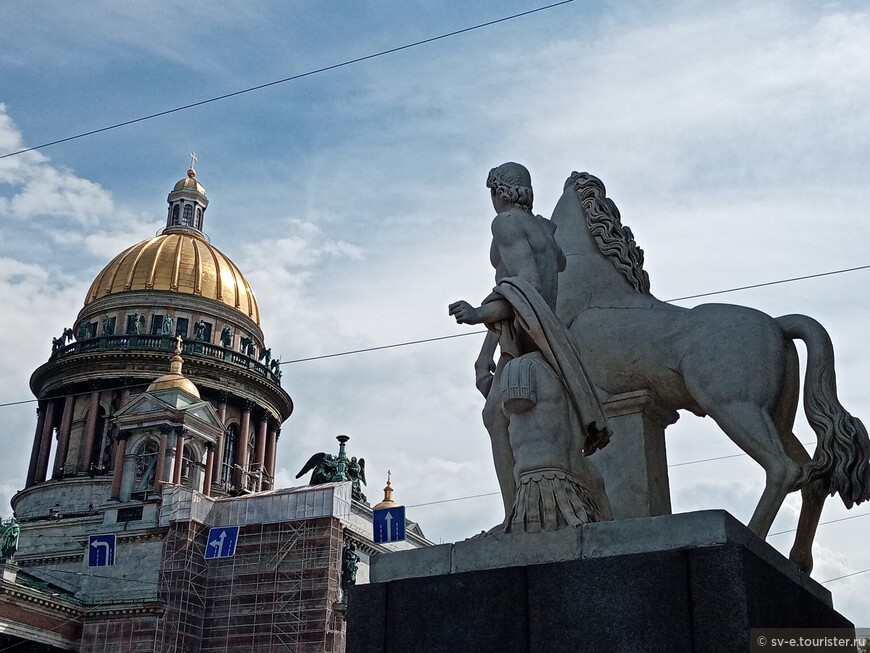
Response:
[169, 335, 184, 373]
[146, 335, 200, 398]
[372, 471, 396, 510]
[188, 151, 197, 178]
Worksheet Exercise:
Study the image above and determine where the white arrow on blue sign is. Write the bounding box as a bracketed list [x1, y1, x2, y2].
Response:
[88, 534, 116, 567]
[204, 526, 239, 559]
[373, 506, 406, 544]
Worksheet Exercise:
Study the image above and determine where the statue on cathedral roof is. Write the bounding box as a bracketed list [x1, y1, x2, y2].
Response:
[0, 517, 20, 563]
[295, 435, 367, 503]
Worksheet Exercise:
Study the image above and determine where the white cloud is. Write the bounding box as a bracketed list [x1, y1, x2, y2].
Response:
[6, 165, 112, 223]
[1, 0, 869, 622]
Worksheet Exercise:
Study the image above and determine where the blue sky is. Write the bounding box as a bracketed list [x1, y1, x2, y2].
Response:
[1, 0, 869, 621]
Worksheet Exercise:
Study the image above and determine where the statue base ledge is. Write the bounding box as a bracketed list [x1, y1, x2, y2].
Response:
[349, 512, 852, 653]
[368, 510, 829, 605]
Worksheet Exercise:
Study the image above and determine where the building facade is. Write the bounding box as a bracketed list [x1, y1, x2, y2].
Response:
[0, 165, 430, 652]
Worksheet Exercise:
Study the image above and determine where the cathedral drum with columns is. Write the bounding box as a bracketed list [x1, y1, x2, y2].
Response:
[17, 162, 291, 518]
[4, 163, 295, 651]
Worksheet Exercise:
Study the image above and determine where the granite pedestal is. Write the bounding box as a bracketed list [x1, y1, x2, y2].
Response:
[347, 511, 852, 653]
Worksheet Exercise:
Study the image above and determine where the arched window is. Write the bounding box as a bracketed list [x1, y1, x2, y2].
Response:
[171, 205, 180, 225]
[246, 432, 256, 490]
[89, 406, 107, 472]
[181, 446, 200, 488]
[182, 204, 193, 226]
[195, 208, 203, 231]
[221, 425, 238, 488]
[133, 440, 159, 493]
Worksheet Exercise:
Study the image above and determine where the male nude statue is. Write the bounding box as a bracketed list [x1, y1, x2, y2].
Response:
[450, 162, 612, 532]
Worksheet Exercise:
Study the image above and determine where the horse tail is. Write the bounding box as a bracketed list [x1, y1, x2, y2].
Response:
[777, 314, 870, 507]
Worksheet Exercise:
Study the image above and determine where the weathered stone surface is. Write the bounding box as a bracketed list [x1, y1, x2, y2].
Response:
[368, 543, 452, 583]
[597, 389, 677, 519]
[369, 511, 834, 608]
[449, 163, 613, 537]
[552, 170, 870, 572]
[350, 513, 853, 653]
[385, 567, 528, 653]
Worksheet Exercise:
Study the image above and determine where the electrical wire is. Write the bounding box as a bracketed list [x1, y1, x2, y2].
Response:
[821, 568, 870, 584]
[665, 264, 870, 303]
[0, 1, 575, 160]
[0, 565, 160, 653]
[0, 261, 867, 410]
[768, 511, 870, 538]
[282, 331, 486, 364]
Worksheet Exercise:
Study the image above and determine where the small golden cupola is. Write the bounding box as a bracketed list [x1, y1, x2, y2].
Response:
[372, 472, 397, 510]
[147, 336, 201, 398]
[165, 152, 209, 234]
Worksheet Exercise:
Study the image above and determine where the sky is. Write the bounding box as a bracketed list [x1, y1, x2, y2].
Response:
[1, 0, 869, 623]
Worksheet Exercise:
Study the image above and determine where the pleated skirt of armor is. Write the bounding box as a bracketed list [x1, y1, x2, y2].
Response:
[505, 468, 607, 533]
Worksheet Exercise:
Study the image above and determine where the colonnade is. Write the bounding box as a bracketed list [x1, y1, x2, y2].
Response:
[25, 387, 110, 488]
[25, 388, 281, 497]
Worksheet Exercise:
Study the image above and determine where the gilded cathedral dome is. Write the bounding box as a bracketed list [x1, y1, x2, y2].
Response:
[82, 162, 259, 325]
[82, 233, 260, 325]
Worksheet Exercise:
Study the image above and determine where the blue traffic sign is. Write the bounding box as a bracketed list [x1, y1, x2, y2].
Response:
[204, 526, 239, 559]
[373, 506, 406, 544]
[88, 534, 116, 567]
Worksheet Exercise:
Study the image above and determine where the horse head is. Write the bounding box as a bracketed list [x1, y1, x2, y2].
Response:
[552, 172, 657, 321]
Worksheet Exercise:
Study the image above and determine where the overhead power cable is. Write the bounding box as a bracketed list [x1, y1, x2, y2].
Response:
[0, 566, 159, 653]
[821, 567, 870, 584]
[0, 261, 867, 409]
[281, 262, 870, 365]
[282, 332, 485, 364]
[665, 264, 870, 303]
[0, 1, 575, 160]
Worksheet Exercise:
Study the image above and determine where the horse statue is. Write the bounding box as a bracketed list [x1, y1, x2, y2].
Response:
[551, 171, 870, 573]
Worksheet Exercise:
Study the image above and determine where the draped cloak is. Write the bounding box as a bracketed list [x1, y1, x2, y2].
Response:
[485, 276, 611, 453]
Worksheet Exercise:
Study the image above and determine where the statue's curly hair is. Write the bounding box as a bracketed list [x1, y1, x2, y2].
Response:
[567, 172, 650, 294]
[487, 162, 534, 212]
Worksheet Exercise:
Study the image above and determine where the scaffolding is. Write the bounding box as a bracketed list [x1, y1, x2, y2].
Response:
[157, 520, 210, 652]
[199, 516, 344, 653]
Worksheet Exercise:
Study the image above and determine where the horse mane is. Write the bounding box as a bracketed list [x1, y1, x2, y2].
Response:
[566, 172, 651, 294]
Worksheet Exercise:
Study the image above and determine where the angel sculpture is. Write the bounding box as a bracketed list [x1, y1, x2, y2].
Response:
[295, 435, 368, 503]
[295, 453, 338, 485]
[347, 456, 367, 503]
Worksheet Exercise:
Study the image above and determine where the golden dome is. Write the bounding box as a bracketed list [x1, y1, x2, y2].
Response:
[147, 341, 200, 397]
[173, 169, 207, 196]
[83, 232, 260, 325]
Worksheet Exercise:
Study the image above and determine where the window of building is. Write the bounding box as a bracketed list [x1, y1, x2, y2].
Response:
[245, 432, 256, 490]
[151, 314, 164, 335]
[126, 314, 145, 335]
[117, 506, 143, 522]
[133, 440, 159, 493]
[175, 317, 189, 339]
[221, 425, 238, 488]
[181, 447, 198, 487]
[182, 204, 193, 226]
[193, 319, 212, 342]
[78, 321, 97, 340]
[87, 406, 107, 472]
[195, 208, 203, 231]
[102, 316, 116, 336]
[171, 204, 180, 225]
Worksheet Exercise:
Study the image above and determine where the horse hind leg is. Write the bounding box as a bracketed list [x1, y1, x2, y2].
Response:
[699, 399, 802, 538]
[777, 415, 825, 573]
[774, 341, 825, 573]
